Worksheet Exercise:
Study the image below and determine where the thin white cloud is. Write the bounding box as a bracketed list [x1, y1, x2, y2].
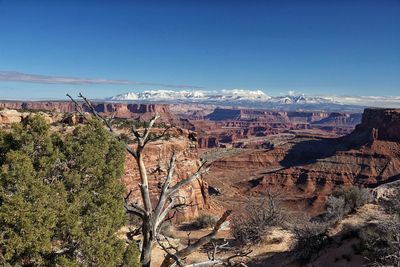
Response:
[0, 70, 203, 89]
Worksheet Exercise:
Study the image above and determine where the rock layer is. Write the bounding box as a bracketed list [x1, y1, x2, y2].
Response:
[121, 128, 209, 221]
[355, 108, 400, 142]
[204, 108, 400, 214]
[0, 101, 175, 122]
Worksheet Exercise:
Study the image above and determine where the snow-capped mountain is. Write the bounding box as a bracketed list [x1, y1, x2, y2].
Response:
[106, 89, 400, 110]
[108, 89, 271, 102]
[267, 94, 335, 104]
[108, 90, 207, 101]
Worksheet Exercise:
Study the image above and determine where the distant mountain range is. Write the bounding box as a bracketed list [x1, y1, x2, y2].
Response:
[108, 89, 271, 102]
[107, 90, 400, 111]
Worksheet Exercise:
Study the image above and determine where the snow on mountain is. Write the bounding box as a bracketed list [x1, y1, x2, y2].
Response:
[267, 94, 335, 104]
[109, 90, 205, 101]
[108, 89, 271, 102]
[108, 90, 333, 104]
[107, 90, 400, 108]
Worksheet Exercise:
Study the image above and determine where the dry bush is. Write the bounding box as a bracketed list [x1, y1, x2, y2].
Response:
[192, 213, 218, 229]
[231, 193, 285, 245]
[325, 194, 346, 221]
[292, 220, 330, 264]
[356, 187, 400, 266]
[159, 221, 175, 238]
[325, 186, 373, 221]
[356, 220, 400, 267]
[380, 186, 400, 214]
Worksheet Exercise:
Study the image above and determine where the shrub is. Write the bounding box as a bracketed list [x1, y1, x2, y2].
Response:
[122, 242, 141, 267]
[192, 213, 218, 229]
[119, 133, 131, 144]
[325, 186, 373, 221]
[325, 194, 346, 221]
[380, 187, 400, 215]
[231, 193, 285, 245]
[159, 221, 175, 237]
[357, 220, 400, 267]
[292, 221, 330, 264]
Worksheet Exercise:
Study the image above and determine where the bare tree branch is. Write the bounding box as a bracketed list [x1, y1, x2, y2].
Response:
[157, 236, 184, 267]
[144, 125, 174, 145]
[66, 94, 84, 116]
[167, 161, 209, 198]
[124, 190, 146, 218]
[141, 114, 160, 145]
[154, 152, 177, 223]
[78, 93, 114, 132]
[161, 210, 232, 267]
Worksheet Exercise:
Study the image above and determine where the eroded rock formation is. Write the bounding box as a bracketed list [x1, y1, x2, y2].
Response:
[355, 108, 400, 142]
[0, 101, 176, 122]
[204, 108, 400, 214]
[121, 128, 209, 221]
[256, 109, 400, 211]
[193, 108, 361, 148]
[0, 109, 54, 125]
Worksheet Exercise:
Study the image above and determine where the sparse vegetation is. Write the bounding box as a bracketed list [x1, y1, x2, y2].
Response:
[159, 221, 175, 237]
[292, 220, 330, 264]
[325, 186, 373, 221]
[356, 221, 400, 267]
[122, 242, 141, 267]
[119, 132, 132, 143]
[113, 118, 170, 130]
[231, 193, 285, 245]
[355, 187, 400, 267]
[192, 213, 218, 229]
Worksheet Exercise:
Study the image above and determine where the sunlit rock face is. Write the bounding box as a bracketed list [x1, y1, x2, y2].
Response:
[0, 101, 176, 123]
[260, 108, 400, 212]
[204, 108, 400, 215]
[121, 127, 209, 222]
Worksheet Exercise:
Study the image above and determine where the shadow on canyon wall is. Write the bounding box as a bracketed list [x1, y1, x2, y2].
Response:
[279, 130, 371, 169]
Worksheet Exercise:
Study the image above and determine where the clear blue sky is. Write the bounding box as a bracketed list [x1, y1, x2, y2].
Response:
[0, 0, 399, 99]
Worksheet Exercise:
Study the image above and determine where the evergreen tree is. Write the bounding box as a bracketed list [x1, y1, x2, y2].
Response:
[0, 115, 139, 266]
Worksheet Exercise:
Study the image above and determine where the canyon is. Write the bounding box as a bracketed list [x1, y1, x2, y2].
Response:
[203, 108, 400, 214]
[0, 100, 362, 149]
[0, 100, 398, 218]
[191, 108, 362, 148]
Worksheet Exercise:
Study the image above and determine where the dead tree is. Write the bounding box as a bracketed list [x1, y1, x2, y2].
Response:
[158, 210, 251, 267]
[67, 94, 232, 267]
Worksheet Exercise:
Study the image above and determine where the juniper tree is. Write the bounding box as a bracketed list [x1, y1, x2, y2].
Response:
[0, 115, 140, 266]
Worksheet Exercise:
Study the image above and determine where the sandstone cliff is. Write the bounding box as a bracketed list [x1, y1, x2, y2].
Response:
[258, 108, 400, 211]
[0, 109, 54, 125]
[354, 108, 400, 142]
[0, 101, 176, 123]
[196, 108, 360, 148]
[121, 128, 209, 221]
[204, 108, 400, 214]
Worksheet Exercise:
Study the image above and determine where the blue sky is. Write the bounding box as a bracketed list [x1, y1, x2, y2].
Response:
[0, 0, 399, 99]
